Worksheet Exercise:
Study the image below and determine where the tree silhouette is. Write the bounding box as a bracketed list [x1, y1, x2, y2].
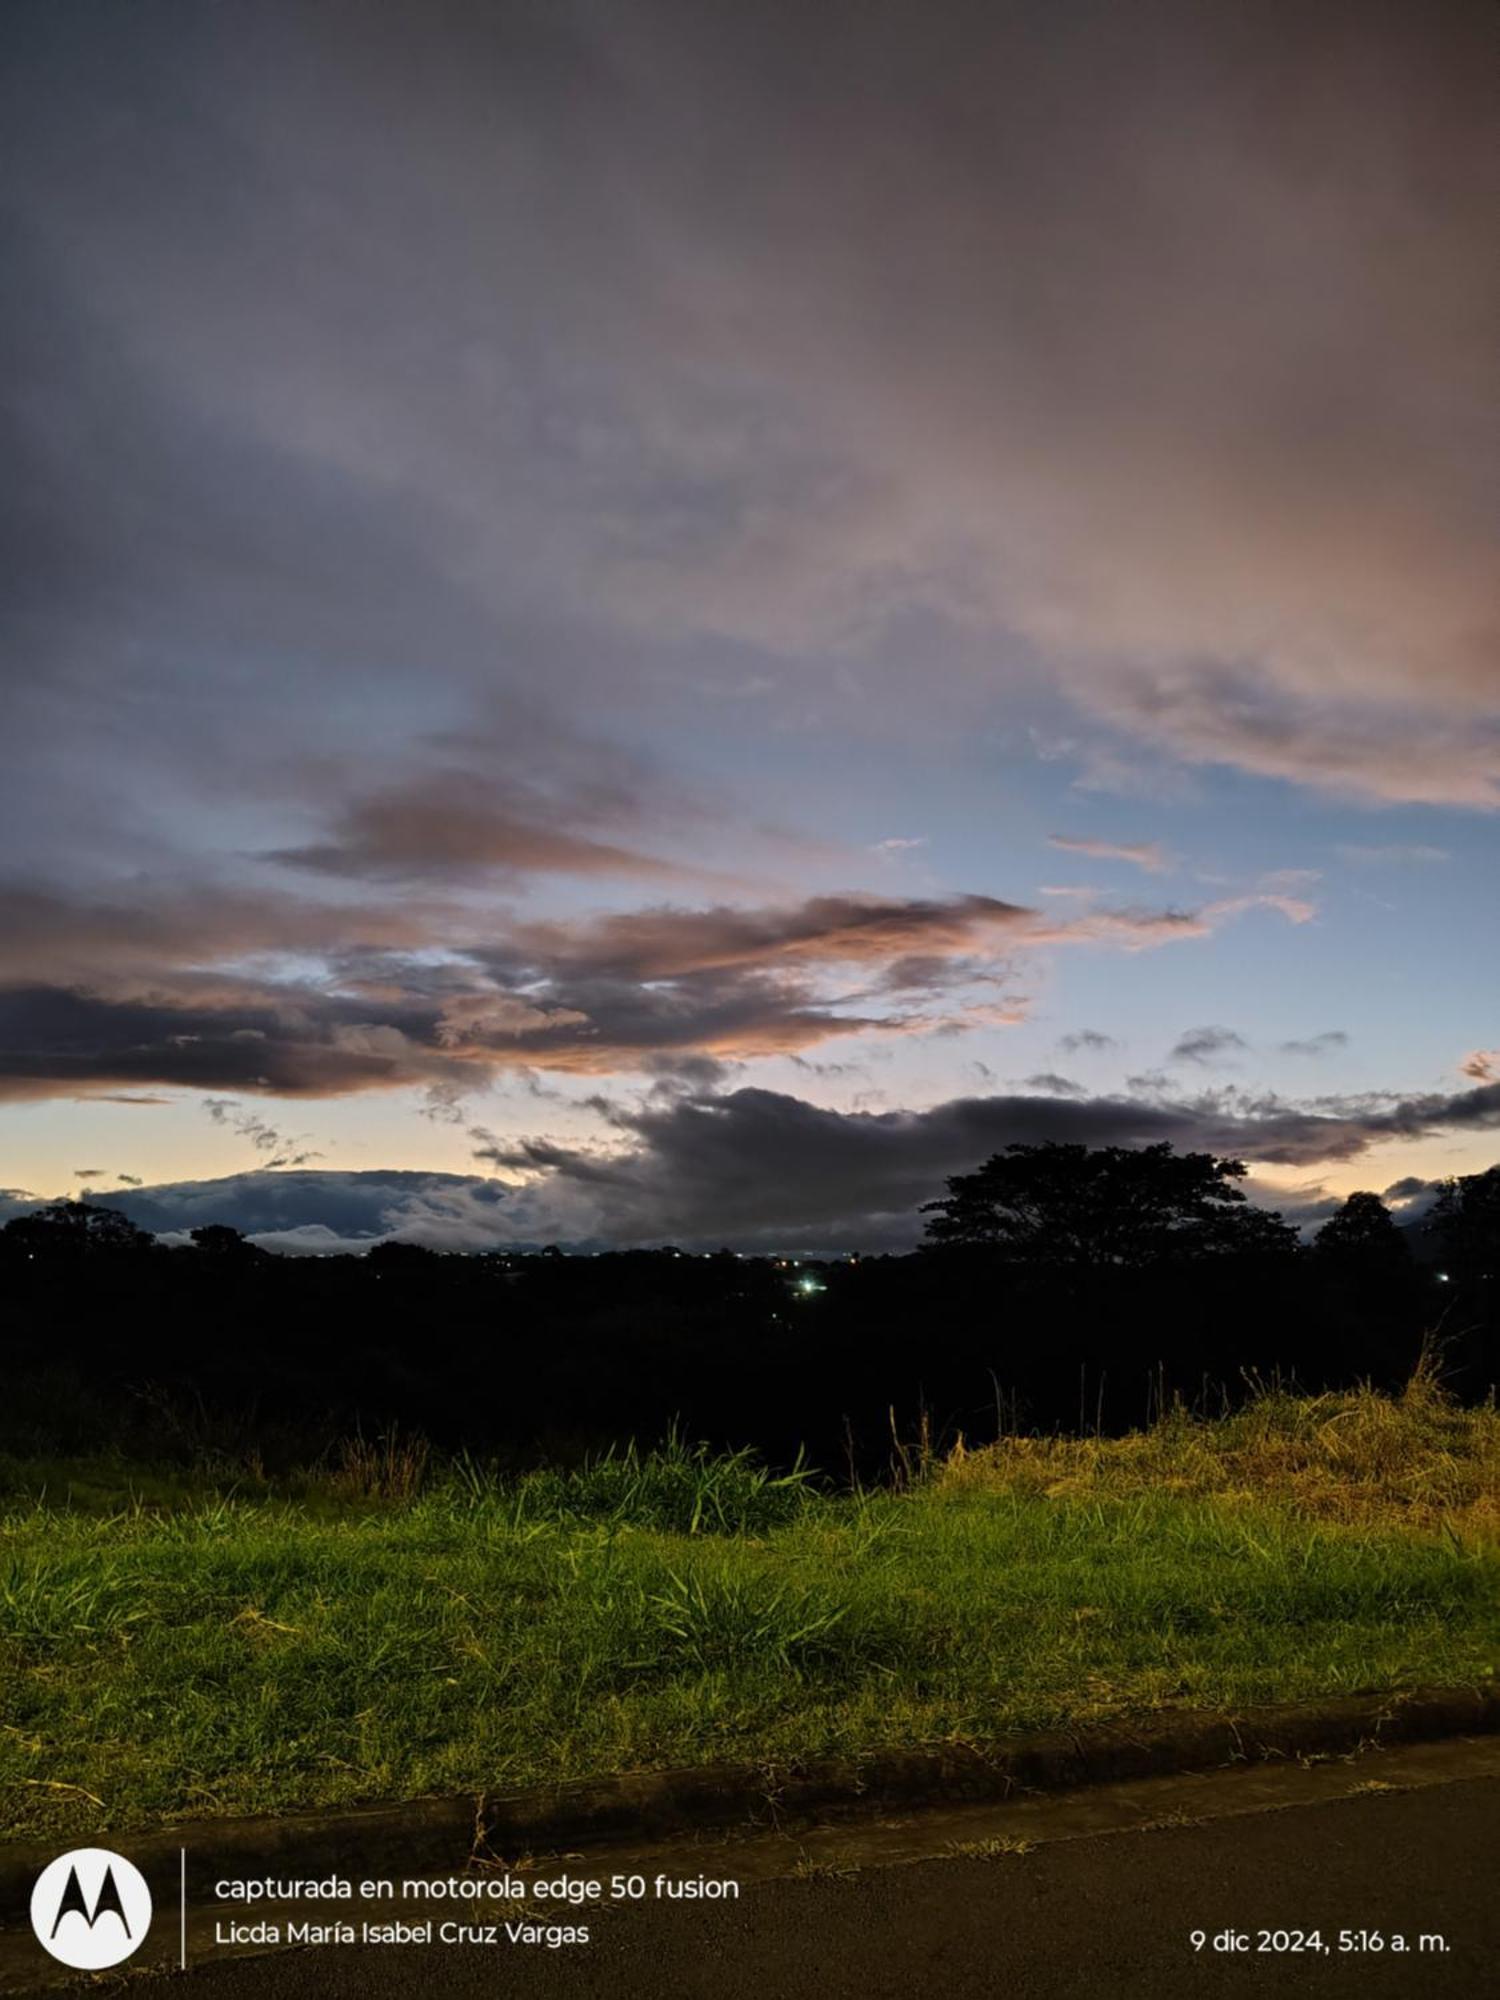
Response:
[0, 1199, 151, 1259]
[921, 1141, 1297, 1264]
[190, 1223, 265, 1260]
[1310, 1189, 1420, 1381]
[1313, 1191, 1413, 1274]
[1428, 1166, 1500, 1284]
[366, 1240, 438, 1267]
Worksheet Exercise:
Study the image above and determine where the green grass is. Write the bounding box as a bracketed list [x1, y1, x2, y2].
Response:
[2, 1399, 1497, 1845]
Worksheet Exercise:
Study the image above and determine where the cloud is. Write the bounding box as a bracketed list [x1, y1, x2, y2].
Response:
[1383, 1175, 1438, 1205]
[1039, 890, 1316, 952]
[1047, 836, 1171, 874]
[1, 881, 1305, 1100]
[0, 983, 468, 1102]
[1280, 1030, 1349, 1058]
[267, 758, 725, 888]
[455, 887, 1306, 1073]
[0, 926, 892, 1101]
[1078, 670, 1500, 812]
[275, 790, 679, 882]
[502, 893, 1034, 980]
[1058, 1029, 1118, 1055]
[420, 1074, 1500, 1249]
[3, 0, 1493, 853]
[641, 1052, 742, 1094]
[0, 951, 887, 1100]
[1460, 1050, 1500, 1085]
[1242, 1177, 1347, 1233]
[515, 0, 1496, 808]
[0, 884, 439, 988]
[9, 1168, 572, 1255]
[1170, 1027, 1248, 1066]
[202, 1097, 323, 1167]
[6, 1070, 1497, 1252]
[76, 1094, 172, 1107]
[1201, 891, 1318, 928]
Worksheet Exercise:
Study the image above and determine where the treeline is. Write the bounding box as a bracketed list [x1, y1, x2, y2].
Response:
[1, 1145, 1495, 1475]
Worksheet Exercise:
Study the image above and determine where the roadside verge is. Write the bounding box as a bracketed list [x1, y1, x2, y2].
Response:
[2, 1683, 1495, 1920]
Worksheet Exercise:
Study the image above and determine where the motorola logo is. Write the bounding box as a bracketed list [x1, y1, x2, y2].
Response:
[30, 1848, 152, 1970]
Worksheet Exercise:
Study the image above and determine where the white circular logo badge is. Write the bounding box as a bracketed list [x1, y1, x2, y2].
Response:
[30, 1848, 152, 1969]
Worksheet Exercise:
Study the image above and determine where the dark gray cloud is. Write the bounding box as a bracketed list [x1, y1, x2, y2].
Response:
[0, 1169, 559, 1256]
[78, 1094, 173, 1107]
[0, 983, 463, 1101]
[446, 1088, 1500, 1240]
[5, 1074, 1497, 1252]
[0, 885, 1268, 1099]
[1280, 1030, 1349, 1058]
[202, 1098, 323, 1168]
[450, 1077, 1500, 1250]
[0, 967, 875, 1099]
[1170, 1026, 1249, 1066]
[1384, 1175, 1439, 1204]
[1058, 1029, 1118, 1055]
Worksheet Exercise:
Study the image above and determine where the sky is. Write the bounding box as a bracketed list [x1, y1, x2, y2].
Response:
[1, 0, 1496, 1252]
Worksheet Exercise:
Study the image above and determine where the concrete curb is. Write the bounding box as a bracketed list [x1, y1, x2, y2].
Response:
[2, 1684, 1495, 1919]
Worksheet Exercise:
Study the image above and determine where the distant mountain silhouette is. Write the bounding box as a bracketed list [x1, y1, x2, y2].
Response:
[0, 1169, 578, 1255]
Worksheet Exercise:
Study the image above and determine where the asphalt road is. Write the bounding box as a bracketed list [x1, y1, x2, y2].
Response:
[23, 1774, 1497, 2000]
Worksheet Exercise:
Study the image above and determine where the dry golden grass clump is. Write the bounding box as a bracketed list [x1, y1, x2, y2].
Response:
[328, 1427, 430, 1501]
[939, 1365, 1500, 1538]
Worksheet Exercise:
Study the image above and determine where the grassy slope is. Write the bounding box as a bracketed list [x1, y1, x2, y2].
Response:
[1, 1386, 1496, 1844]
